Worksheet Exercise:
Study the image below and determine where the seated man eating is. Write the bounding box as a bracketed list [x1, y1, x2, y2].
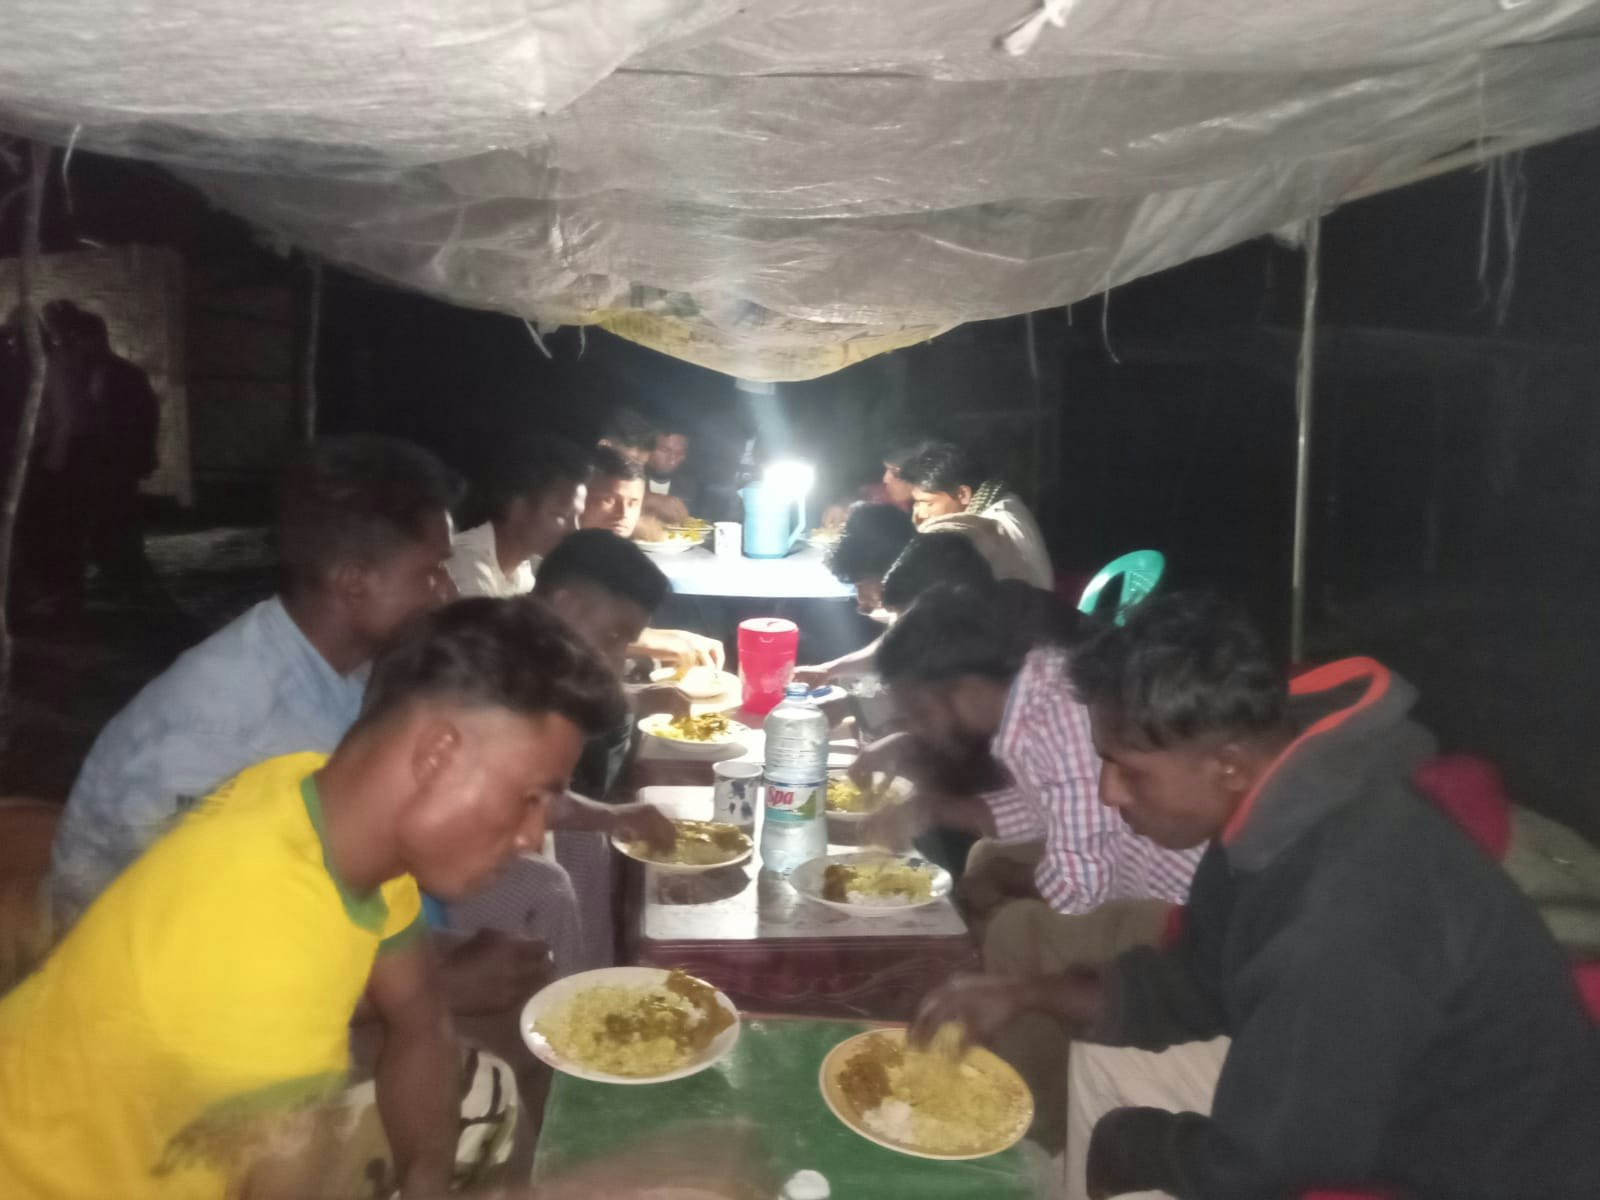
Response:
[447, 436, 590, 598]
[898, 440, 1053, 590]
[581, 444, 724, 672]
[914, 593, 1600, 1200]
[0, 596, 626, 1198]
[872, 584, 1199, 926]
[50, 436, 554, 1005]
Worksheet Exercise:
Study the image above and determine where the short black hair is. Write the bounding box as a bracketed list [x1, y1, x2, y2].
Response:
[355, 594, 627, 738]
[480, 437, 590, 524]
[883, 439, 927, 470]
[535, 529, 670, 614]
[601, 407, 658, 453]
[876, 584, 1027, 687]
[827, 503, 915, 585]
[276, 436, 462, 596]
[881, 532, 995, 610]
[901, 442, 983, 495]
[589, 443, 646, 484]
[1068, 592, 1289, 750]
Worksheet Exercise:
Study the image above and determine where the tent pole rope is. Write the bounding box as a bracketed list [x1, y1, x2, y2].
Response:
[0, 141, 52, 689]
[1290, 216, 1321, 666]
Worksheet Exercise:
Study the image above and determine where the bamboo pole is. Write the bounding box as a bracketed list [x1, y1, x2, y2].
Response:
[0, 141, 51, 682]
[1289, 217, 1321, 666]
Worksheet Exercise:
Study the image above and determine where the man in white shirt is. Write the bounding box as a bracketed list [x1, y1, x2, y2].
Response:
[447, 439, 589, 599]
[582, 445, 725, 671]
[901, 441, 1054, 590]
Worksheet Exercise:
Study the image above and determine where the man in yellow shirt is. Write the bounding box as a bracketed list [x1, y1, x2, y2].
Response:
[0, 595, 625, 1199]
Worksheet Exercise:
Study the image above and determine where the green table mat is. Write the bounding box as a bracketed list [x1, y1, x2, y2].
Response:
[533, 1016, 1037, 1199]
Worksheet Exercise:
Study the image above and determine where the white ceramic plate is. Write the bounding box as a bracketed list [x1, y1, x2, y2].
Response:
[823, 772, 914, 823]
[647, 665, 739, 701]
[789, 850, 952, 916]
[636, 712, 751, 760]
[610, 819, 753, 874]
[521, 966, 741, 1085]
[818, 1028, 1032, 1160]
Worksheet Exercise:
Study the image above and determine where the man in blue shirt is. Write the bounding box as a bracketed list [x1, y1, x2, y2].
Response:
[50, 436, 461, 927]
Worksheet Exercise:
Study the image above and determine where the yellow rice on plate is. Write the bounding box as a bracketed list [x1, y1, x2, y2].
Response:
[534, 970, 734, 1078]
[835, 1026, 1031, 1156]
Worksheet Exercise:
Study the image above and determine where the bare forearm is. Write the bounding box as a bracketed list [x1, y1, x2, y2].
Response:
[549, 790, 608, 832]
[376, 1007, 459, 1196]
[1019, 968, 1106, 1031]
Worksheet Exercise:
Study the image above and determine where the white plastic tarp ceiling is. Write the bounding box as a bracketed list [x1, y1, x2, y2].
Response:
[4, 1, 1600, 379]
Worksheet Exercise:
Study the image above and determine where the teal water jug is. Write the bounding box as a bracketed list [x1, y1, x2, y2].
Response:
[738, 483, 806, 558]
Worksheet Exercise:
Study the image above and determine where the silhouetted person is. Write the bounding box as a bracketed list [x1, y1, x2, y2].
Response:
[32, 302, 161, 607]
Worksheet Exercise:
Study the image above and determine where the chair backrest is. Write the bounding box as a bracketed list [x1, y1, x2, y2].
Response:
[1076, 550, 1166, 624]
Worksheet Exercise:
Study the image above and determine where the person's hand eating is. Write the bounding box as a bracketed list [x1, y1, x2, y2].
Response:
[909, 968, 1106, 1053]
[608, 803, 677, 856]
[633, 683, 693, 719]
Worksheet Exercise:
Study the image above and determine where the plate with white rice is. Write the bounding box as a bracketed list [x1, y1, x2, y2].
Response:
[789, 851, 951, 916]
[820, 1027, 1032, 1160]
[521, 966, 741, 1084]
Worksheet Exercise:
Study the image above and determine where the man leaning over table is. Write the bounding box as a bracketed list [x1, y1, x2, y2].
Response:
[869, 584, 1200, 1148]
[581, 443, 726, 674]
[48, 436, 558, 1006]
[450, 530, 691, 973]
[0, 597, 627, 1199]
[913, 593, 1600, 1200]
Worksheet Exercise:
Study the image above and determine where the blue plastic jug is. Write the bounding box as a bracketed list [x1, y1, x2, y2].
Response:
[738, 483, 806, 558]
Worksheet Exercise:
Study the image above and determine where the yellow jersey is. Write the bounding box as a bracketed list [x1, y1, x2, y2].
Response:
[0, 751, 422, 1198]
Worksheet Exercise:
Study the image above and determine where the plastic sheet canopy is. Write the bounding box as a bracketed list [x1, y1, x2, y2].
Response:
[4, 1, 1600, 379]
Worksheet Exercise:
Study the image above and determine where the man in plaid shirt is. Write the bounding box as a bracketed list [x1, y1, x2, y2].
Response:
[875, 585, 1201, 1149]
[875, 586, 1200, 919]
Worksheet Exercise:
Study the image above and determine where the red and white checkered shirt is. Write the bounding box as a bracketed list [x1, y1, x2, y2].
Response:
[983, 646, 1201, 913]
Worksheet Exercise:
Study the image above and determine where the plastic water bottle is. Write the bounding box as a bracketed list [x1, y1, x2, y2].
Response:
[760, 682, 829, 875]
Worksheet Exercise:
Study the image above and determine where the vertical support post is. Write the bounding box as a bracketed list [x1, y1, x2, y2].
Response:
[300, 259, 323, 441]
[0, 141, 52, 682]
[1290, 217, 1321, 666]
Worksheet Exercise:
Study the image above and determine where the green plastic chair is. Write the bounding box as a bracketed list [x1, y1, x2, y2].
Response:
[1077, 550, 1166, 625]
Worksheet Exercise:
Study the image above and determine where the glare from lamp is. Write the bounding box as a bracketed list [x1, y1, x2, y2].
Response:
[763, 460, 814, 496]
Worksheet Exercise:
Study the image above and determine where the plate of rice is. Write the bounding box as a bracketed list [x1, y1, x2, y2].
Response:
[522, 967, 740, 1085]
[789, 851, 951, 915]
[611, 818, 753, 873]
[824, 772, 913, 823]
[820, 1027, 1032, 1160]
[637, 711, 750, 759]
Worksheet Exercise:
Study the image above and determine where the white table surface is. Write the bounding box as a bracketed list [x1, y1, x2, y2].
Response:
[634, 785, 968, 941]
[651, 544, 854, 600]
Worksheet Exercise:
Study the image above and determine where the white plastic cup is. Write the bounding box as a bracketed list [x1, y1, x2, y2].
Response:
[714, 521, 742, 560]
[712, 759, 763, 829]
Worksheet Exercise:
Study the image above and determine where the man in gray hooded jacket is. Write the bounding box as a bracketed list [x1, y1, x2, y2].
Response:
[914, 593, 1599, 1200]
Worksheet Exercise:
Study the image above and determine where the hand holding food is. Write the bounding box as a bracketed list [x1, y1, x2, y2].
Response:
[634, 682, 693, 719]
[792, 664, 834, 687]
[859, 794, 927, 849]
[847, 731, 916, 787]
[609, 803, 678, 855]
[907, 974, 1032, 1053]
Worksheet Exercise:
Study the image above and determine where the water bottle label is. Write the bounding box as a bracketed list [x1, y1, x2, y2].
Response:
[765, 781, 822, 822]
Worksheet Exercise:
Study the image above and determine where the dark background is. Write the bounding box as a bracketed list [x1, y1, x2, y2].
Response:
[2, 129, 1597, 840]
